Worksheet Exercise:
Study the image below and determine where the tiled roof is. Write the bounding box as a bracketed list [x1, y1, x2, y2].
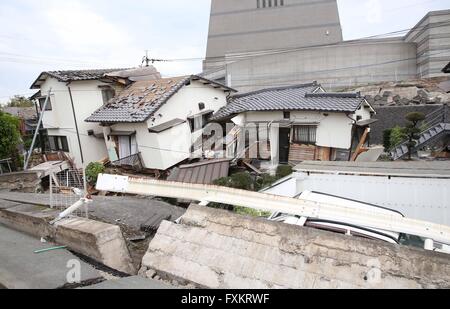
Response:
[31, 68, 130, 89]
[211, 83, 366, 120]
[86, 75, 235, 124]
[1, 107, 37, 120]
[167, 159, 231, 185]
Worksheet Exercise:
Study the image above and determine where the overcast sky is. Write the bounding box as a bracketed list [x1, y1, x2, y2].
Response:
[0, 0, 449, 103]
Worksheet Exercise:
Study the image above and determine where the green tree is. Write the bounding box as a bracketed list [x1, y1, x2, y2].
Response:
[5, 95, 34, 108]
[0, 111, 22, 168]
[403, 112, 426, 160]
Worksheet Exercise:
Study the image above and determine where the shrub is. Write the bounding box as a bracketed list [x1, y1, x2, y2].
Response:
[213, 172, 254, 191]
[85, 162, 105, 186]
[255, 174, 279, 191]
[389, 126, 406, 148]
[276, 165, 293, 179]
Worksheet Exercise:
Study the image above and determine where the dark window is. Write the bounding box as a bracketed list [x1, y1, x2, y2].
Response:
[283, 112, 291, 119]
[47, 136, 69, 152]
[101, 88, 116, 105]
[356, 115, 363, 121]
[198, 102, 206, 111]
[292, 126, 317, 144]
[258, 0, 284, 8]
[38, 97, 52, 111]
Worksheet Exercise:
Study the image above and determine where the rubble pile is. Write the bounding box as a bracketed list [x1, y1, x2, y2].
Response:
[341, 77, 450, 107]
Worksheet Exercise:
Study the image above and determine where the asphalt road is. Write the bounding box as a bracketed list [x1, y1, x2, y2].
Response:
[0, 223, 102, 289]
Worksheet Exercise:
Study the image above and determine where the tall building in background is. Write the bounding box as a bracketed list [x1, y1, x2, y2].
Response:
[203, 1, 450, 92]
[205, 0, 343, 70]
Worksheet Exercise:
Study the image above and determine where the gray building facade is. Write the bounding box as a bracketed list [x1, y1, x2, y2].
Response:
[204, 2, 450, 92]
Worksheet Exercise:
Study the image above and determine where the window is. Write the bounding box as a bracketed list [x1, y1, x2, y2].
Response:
[356, 115, 363, 121]
[257, 0, 284, 8]
[101, 87, 116, 105]
[292, 126, 317, 144]
[38, 97, 52, 111]
[283, 112, 291, 120]
[47, 136, 69, 152]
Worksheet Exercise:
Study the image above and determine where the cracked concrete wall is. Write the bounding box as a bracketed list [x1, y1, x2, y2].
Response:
[141, 205, 450, 289]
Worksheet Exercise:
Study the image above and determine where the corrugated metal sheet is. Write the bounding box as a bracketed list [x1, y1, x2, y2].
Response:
[168, 159, 231, 185]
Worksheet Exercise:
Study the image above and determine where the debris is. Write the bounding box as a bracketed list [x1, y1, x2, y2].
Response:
[140, 214, 171, 233]
[146, 269, 156, 279]
[34, 246, 68, 254]
[243, 162, 262, 175]
[127, 235, 147, 242]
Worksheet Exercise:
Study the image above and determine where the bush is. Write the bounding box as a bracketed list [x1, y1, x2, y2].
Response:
[276, 165, 293, 179]
[389, 126, 406, 148]
[85, 162, 105, 186]
[255, 174, 279, 191]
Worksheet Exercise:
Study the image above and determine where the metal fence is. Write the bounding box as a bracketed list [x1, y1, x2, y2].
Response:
[49, 168, 88, 218]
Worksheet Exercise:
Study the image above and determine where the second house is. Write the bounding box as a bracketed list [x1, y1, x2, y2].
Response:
[85, 75, 236, 171]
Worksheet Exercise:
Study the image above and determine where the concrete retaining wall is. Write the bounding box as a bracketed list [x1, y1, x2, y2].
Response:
[141, 205, 450, 289]
[0, 203, 136, 275]
[0, 172, 43, 193]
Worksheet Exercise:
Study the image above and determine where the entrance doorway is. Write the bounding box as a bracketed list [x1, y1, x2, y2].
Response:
[279, 128, 291, 164]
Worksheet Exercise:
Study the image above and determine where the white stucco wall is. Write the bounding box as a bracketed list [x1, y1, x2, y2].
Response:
[38, 77, 111, 167]
[243, 110, 355, 149]
[108, 81, 230, 171]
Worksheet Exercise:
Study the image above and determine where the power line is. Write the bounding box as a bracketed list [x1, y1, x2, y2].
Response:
[1, 21, 449, 67]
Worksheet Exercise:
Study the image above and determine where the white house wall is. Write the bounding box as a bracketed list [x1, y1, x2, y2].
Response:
[244, 111, 355, 149]
[109, 81, 230, 171]
[147, 81, 229, 128]
[39, 77, 110, 167]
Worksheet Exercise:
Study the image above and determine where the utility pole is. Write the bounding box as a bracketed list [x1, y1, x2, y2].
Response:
[141, 50, 168, 67]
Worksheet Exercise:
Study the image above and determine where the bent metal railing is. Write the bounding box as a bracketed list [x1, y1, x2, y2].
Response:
[389, 104, 449, 154]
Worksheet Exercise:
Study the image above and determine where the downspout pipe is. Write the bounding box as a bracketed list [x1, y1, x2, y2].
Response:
[67, 82, 85, 166]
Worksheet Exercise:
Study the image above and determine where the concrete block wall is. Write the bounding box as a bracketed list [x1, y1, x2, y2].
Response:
[141, 205, 450, 289]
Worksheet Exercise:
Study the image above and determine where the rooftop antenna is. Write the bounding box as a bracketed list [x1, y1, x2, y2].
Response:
[142, 50, 168, 67]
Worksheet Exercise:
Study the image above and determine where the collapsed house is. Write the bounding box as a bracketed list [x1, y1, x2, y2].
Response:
[85, 75, 236, 171]
[29, 67, 161, 168]
[211, 82, 377, 168]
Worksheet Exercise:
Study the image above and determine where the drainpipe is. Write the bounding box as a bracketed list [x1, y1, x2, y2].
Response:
[67, 83, 85, 166]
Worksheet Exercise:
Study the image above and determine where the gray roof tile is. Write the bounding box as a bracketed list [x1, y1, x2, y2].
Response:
[31, 69, 130, 88]
[86, 75, 235, 124]
[211, 83, 366, 120]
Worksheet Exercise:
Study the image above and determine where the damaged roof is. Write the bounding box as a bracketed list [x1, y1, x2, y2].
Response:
[167, 159, 231, 185]
[86, 75, 236, 124]
[31, 69, 130, 89]
[211, 83, 369, 121]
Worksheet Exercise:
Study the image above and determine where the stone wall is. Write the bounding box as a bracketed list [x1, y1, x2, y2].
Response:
[371, 105, 450, 145]
[141, 205, 450, 289]
[0, 172, 43, 193]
